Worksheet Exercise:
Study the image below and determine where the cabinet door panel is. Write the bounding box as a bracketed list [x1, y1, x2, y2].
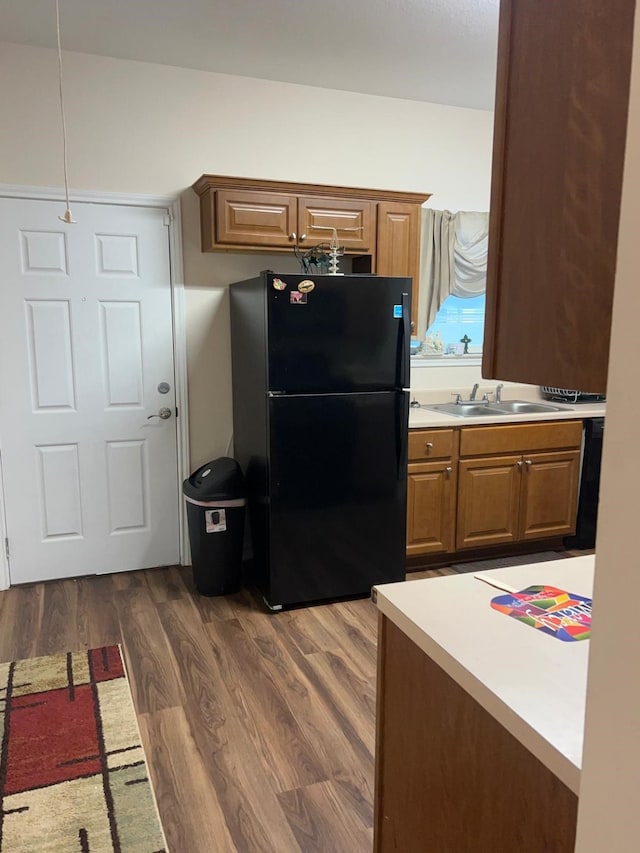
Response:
[457, 456, 521, 550]
[298, 197, 375, 252]
[519, 450, 580, 540]
[407, 462, 456, 556]
[216, 190, 297, 247]
[483, 0, 634, 393]
[376, 203, 421, 324]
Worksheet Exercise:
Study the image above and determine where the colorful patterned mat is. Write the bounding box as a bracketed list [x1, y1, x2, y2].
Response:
[0, 646, 167, 852]
[490, 585, 592, 641]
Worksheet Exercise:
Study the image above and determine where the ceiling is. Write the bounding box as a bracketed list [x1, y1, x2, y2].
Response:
[1, 0, 499, 110]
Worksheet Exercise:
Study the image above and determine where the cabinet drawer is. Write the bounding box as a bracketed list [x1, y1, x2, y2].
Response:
[408, 429, 456, 461]
[460, 420, 582, 457]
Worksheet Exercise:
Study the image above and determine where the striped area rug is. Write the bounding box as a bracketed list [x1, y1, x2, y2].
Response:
[0, 646, 167, 852]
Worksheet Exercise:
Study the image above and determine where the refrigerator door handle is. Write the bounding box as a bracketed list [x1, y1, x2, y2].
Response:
[395, 392, 409, 480]
[400, 291, 411, 388]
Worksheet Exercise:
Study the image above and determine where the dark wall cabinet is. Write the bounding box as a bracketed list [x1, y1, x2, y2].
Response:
[483, 0, 636, 393]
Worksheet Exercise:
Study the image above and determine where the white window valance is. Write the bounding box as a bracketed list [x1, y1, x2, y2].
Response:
[416, 209, 489, 338]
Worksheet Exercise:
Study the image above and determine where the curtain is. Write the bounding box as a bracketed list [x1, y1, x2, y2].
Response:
[417, 209, 489, 339]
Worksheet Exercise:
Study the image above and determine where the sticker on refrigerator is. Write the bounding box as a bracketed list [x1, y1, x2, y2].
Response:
[272, 277, 287, 290]
[205, 508, 227, 533]
[298, 279, 315, 293]
[393, 304, 403, 318]
[290, 290, 307, 304]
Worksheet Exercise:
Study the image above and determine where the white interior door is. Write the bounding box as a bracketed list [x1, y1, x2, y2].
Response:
[0, 198, 180, 584]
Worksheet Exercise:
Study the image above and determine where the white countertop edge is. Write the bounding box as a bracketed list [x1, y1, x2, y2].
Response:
[376, 593, 582, 794]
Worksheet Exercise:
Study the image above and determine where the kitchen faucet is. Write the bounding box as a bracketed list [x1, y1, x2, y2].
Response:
[452, 384, 489, 404]
[496, 383, 504, 403]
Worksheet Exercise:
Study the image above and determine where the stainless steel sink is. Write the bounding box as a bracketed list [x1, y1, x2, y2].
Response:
[426, 399, 570, 418]
[489, 400, 570, 414]
[427, 403, 510, 418]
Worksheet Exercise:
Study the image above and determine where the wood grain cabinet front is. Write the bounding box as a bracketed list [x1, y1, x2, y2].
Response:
[192, 175, 430, 320]
[456, 422, 582, 551]
[407, 461, 457, 556]
[406, 428, 458, 556]
[297, 196, 375, 253]
[483, 0, 635, 393]
[215, 189, 298, 247]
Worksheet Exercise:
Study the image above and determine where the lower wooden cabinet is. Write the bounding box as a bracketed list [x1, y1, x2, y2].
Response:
[407, 420, 583, 559]
[519, 450, 581, 540]
[456, 449, 580, 550]
[407, 461, 456, 556]
[407, 428, 457, 557]
[456, 454, 522, 550]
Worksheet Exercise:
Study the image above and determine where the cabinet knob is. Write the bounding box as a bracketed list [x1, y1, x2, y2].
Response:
[425, 442, 433, 451]
[517, 461, 523, 470]
[525, 459, 532, 467]
[299, 233, 307, 242]
[289, 232, 297, 241]
[445, 466, 452, 477]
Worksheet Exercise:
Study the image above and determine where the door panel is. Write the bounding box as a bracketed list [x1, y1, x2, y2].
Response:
[297, 196, 375, 252]
[376, 202, 421, 324]
[267, 273, 411, 392]
[519, 450, 580, 540]
[215, 189, 297, 247]
[0, 199, 179, 584]
[457, 455, 522, 550]
[267, 392, 407, 606]
[406, 462, 456, 556]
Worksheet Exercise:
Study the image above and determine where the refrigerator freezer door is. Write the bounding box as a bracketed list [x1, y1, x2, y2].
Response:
[267, 274, 411, 392]
[266, 391, 408, 607]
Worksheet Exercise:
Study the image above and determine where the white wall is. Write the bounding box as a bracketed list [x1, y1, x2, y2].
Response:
[574, 8, 640, 851]
[0, 42, 494, 466]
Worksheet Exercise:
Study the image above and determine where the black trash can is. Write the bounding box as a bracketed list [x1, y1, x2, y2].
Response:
[183, 458, 246, 596]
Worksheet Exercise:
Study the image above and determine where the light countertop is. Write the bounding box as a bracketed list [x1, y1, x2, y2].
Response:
[374, 554, 595, 794]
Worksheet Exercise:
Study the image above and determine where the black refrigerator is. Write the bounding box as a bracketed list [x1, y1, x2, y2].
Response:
[230, 271, 410, 609]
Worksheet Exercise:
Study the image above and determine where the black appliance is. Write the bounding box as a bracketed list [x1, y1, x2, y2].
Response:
[565, 418, 605, 550]
[230, 271, 411, 609]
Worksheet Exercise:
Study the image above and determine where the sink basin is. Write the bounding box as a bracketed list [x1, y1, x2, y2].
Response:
[426, 399, 570, 418]
[489, 400, 570, 414]
[427, 403, 509, 418]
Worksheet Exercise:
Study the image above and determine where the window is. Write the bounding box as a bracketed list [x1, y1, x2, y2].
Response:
[416, 293, 485, 357]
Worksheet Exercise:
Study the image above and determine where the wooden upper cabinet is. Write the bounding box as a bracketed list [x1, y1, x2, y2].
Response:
[483, 0, 635, 393]
[192, 176, 430, 308]
[216, 190, 297, 247]
[297, 197, 374, 253]
[376, 203, 422, 325]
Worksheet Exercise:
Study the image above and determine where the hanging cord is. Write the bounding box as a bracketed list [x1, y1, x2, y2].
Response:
[56, 0, 75, 224]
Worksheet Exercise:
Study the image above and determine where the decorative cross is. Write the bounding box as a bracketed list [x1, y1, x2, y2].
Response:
[460, 334, 472, 354]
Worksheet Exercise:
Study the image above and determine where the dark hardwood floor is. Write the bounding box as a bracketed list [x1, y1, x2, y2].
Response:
[0, 553, 588, 852]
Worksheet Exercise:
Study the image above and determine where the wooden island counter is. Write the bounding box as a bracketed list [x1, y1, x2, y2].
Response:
[373, 555, 594, 852]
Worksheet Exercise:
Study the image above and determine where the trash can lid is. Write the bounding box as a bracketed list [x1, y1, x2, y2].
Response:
[183, 457, 245, 501]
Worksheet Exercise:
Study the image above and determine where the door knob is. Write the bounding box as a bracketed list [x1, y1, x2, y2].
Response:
[147, 407, 172, 420]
